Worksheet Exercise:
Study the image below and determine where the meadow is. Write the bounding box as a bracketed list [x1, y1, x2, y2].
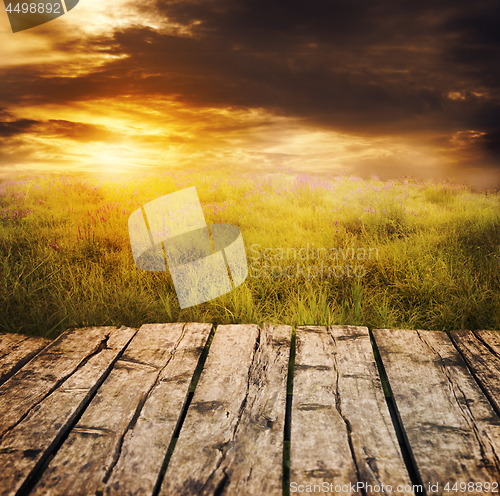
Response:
[0, 170, 499, 338]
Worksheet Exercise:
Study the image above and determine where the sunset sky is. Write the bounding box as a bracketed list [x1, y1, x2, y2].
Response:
[1, 0, 499, 189]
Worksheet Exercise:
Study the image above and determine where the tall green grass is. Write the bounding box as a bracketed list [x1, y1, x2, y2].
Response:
[1, 171, 499, 338]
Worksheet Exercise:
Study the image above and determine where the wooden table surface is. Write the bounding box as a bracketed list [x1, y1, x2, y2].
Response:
[0, 324, 499, 496]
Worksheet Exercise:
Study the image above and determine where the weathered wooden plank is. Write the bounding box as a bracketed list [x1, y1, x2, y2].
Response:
[450, 330, 500, 418]
[478, 331, 500, 355]
[31, 323, 212, 496]
[373, 329, 500, 494]
[159, 324, 291, 496]
[0, 326, 120, 439]
[104, 322, 213, 496]
[291, 326, 414, 496]
[0, 333, 50, 386]
[0, 326, 136, 496]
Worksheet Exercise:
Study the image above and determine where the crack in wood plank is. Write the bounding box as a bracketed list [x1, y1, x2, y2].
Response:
[291, 325, 415, 495]
[200, 330, 261, 496]
[159, 324, 291, 496]
[331, 332, 367, 496]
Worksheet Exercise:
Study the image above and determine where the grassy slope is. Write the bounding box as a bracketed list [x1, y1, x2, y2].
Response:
[0, 171, 499, 338]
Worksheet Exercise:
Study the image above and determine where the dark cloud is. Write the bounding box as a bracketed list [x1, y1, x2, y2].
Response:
[44, 120, 116, 142]
[1, 0, 499, 178]
[0, 118, 115, 142]
[482, 130, 500, 155]
[0, 119, 39, 138]
[150, 0, 500, 165]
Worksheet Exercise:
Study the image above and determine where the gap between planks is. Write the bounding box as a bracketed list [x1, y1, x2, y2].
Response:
[0, 326, 137, 496]
[1, 325, 500, 496]
[291, 325, 415, 496]
[28, 323, 212, 496]
[158, 324, 291, 496]
[373, 328, 500, 496]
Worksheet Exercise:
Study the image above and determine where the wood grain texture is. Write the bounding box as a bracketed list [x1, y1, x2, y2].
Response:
[0, 327, 119, 440]
[30, 323, 211, 496]
[0, 333, 50, 387]
[450, 330, 500, 417]
[374, 329, 500, 494]
[474, 331, 500, 355]
[478, 331, 500, 355]
[291, 326, 414, 496]
[0, 326, 136, 496]
[104, 322, 213, 496]
[159, 324, 291, 496]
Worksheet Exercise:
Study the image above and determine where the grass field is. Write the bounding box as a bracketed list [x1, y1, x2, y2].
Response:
[1, 170, 499, 338]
